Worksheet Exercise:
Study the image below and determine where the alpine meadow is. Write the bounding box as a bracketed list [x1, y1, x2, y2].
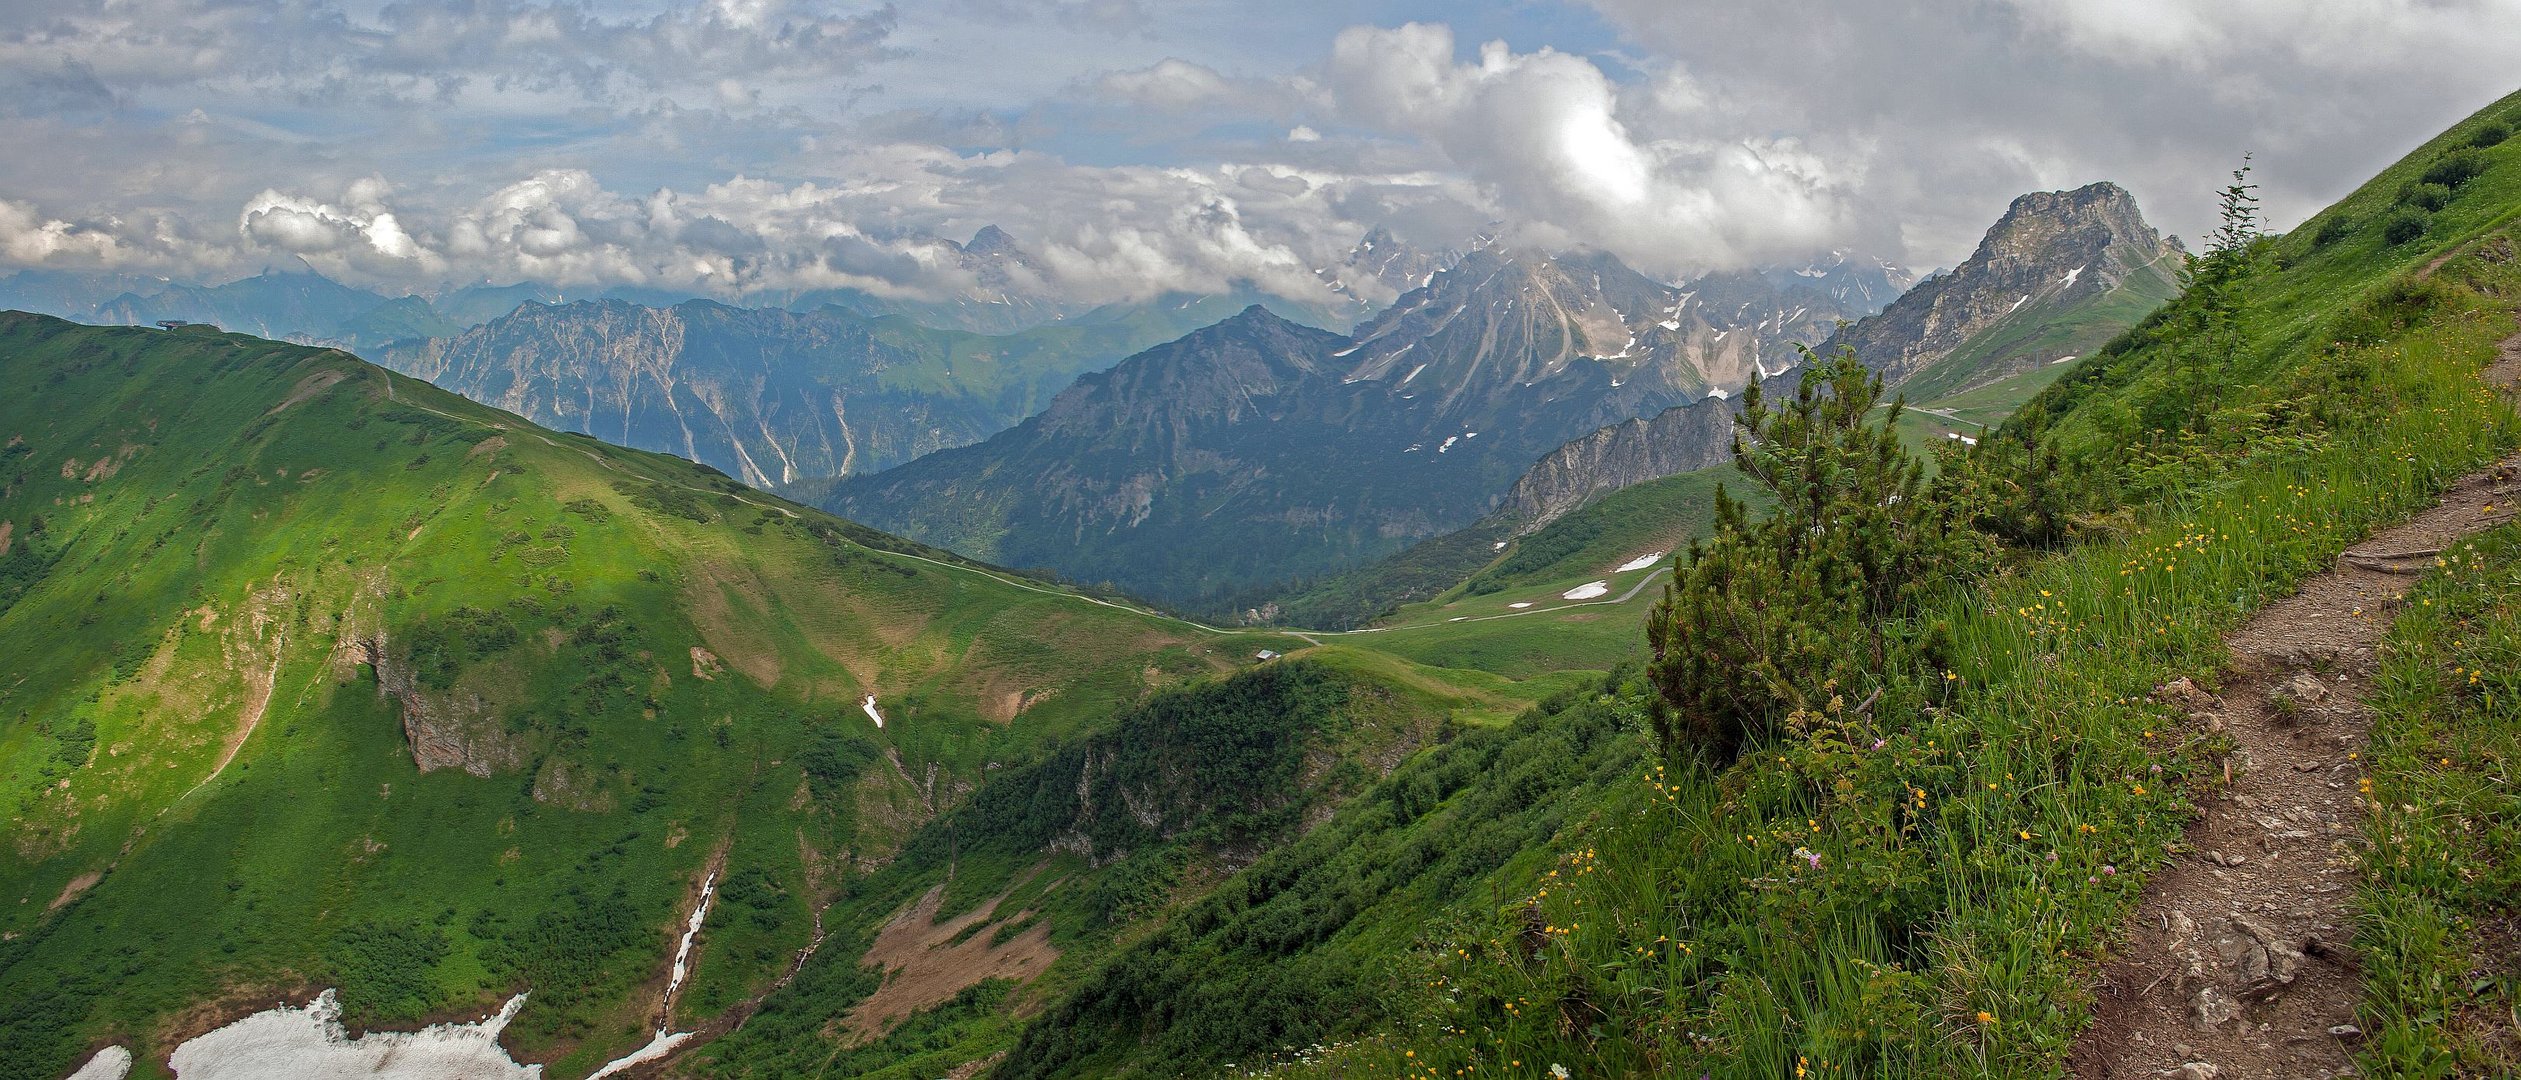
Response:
[5, 5, 2521, 1080]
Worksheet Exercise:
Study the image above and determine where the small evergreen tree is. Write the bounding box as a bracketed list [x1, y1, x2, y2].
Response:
[1644, 347, 1988, 760]
[2170, 156, 2264, 426]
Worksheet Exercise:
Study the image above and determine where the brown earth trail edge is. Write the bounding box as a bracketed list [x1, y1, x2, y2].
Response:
[2069, 332, 2521, 1080]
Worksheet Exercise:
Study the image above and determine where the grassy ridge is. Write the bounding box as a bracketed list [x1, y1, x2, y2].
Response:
[0, 313, 1308, 1078]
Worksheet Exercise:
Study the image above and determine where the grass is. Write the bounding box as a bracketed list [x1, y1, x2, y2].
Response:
[2357, 524, 2521, 1075]
[0, 313, 1330, 1078]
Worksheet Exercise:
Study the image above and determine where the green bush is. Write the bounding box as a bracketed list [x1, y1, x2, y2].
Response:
[2420, 148, 2489, 188]
[2312, 214, 2355, 248]
[2472, 122, 2512, 148]
[2399, 181, 2454, 212]
[2383, 208, 2431, 246]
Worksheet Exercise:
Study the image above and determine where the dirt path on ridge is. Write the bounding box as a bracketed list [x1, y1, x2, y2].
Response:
[2069, 333, 2521, 1080]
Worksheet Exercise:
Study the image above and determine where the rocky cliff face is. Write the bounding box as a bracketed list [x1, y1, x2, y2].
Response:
[380, 296, 1240, 487]
[1494, 396, 1742, 531]
[1822, 181, 2183, 388]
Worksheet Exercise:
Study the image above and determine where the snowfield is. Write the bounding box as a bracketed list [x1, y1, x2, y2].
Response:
[861, 695, 887, 728]
[1562, 581, 1611, 601]
[1615, 552, 1666, 573]
[67, 1046, 130, 1080]
[168, 990, 539, 1078]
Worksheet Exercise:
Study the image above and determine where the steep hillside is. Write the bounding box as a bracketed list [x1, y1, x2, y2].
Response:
[966, 89, 2521, 1080]
[826, 246, 1891, 609]
[0, 313, 1320, 1079]
[379, 295, 1268, 488]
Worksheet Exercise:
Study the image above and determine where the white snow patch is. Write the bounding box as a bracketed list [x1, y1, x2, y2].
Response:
[1615, 552, 1666, 573]
[589, 1032, 693, 1080]
[666, 873, 715, 1003]
[1508, 602, 1534, 609]
[1492, 541, 1508, 551]
[1400, 363, 1428, 385]
[68, 1046, 131, 1080]
[1448, 616, 1469, 622]
[861, 695, 886, 729]
[1561, 581, 1611, 601]
[2051, 354, 2079, 365]
[1705, 388, 1730, 401]
[1464, 431, 1478, 439]
[1403, 443, 1422, 453]
[1712, 329, 1729, 342]
[2060, 265, 2084, 288]
[1331, 345, 1359, 357]
[2008, 294, 2030, 312]
[1944, 433, 1980, 447]
[169, 990, 539, 1079]
[1437, 436, 1458, 454]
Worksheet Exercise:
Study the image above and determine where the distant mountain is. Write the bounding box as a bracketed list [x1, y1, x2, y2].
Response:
[377, 294, 1288, 487]
[433, 281, 572, 327]
[1249, 184, 2183, 629]
[1494, 181, 2182, 539]
[1823, 181, 2183, 395]
[1, 266, 468, 352]
[1316, 226, 1459, 313]
[822, 243, 1898, 608]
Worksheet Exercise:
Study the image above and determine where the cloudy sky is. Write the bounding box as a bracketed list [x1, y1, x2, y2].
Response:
[3, 0, 2516, 306]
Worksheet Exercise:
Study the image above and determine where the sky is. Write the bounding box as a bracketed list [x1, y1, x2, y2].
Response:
[1, 0, 2516, 307]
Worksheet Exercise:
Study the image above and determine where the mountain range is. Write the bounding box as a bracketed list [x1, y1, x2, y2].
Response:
[822, 243, 1904, 607]
[375, 293, 1308, 487]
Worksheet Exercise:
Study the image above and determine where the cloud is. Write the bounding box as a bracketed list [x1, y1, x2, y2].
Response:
[1573, 0, 2521, 259]
[4, 3, 2516, 306]
[147, 150, 1416, 307]
[0, 0, 899, 109]
[1087, 59, 1239, 110]
[1319, 23, 1852, 275]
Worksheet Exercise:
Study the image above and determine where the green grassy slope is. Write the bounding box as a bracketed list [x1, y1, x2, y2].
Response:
[686, 648, 1585, 1077]
[1895, 256, 2183, 407]
[2358, 524, 2521, 1076]
[0, 313, 1314, 1078]
[968, 88, 2521, 1079]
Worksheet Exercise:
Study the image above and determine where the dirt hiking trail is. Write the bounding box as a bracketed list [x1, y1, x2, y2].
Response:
[2070, 333, 2521, 1080]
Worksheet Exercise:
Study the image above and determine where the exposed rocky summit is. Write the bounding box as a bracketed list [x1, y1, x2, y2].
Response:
[1822, 181, 2183, 389]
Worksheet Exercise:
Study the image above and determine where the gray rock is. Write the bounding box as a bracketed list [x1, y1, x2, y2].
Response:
[2191, 985, 2242, 1030]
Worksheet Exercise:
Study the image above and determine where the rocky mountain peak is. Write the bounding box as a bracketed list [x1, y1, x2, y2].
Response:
[965, 224, 1021, 256]
[1821, 180, 2183, 388]
[1319, 226, 1458, 311]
